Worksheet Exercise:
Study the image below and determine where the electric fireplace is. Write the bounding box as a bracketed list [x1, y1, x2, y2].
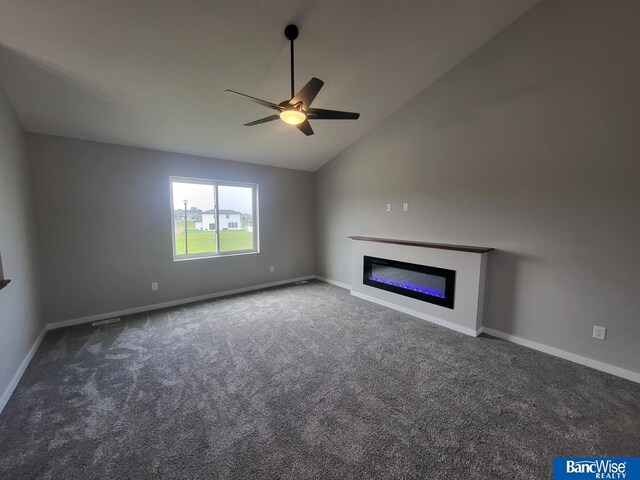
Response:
[363, 256, 456, 309]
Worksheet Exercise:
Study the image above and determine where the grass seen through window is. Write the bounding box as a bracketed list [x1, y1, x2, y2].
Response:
[174, 229, 254, 255]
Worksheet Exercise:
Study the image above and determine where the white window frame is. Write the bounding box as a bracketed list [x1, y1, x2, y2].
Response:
[169, 176, 259, 261]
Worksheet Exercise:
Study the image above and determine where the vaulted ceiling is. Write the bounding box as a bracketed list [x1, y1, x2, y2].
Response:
[0, 0, 539, 171]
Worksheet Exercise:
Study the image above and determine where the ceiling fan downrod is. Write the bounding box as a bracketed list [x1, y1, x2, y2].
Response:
[284, 24, 299, 100]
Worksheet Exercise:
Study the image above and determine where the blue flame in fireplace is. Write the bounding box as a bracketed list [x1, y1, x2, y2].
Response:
[369, 275, 445, 298]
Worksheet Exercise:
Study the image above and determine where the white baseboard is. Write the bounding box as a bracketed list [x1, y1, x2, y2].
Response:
[315, 276, 351, 290]
[0, 328, 47, 414]
[46, 275, 316, 330]
[480, 327, 640, 384]
[350, 290, 479, 337]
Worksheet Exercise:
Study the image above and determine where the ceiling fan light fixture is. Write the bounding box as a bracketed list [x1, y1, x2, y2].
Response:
[279, 109, 306, 125]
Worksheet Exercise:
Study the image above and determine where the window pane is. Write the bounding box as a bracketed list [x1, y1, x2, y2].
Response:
[218, 185, 254, 252]
[171, 181, 217, 256]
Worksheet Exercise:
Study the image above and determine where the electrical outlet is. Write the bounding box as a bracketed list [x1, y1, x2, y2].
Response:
[151, 282, 158, 291]
[593, 325, 606, 340]
[269, 266, 275, 273]
[402, 202, 409, 211]
[386, 203, 392, 212]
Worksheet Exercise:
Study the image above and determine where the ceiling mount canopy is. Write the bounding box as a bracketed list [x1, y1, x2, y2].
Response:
[225, 24, 360, 136]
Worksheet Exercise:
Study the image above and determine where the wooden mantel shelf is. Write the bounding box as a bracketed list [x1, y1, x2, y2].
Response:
[0, 279, 11, 291]
[349, 236, 493, 254]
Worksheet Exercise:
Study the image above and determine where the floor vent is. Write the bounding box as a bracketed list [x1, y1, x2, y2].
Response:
[92, 318, 120, 326]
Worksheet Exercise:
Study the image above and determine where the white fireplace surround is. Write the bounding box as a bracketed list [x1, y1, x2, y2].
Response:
[350, 237, 491, 337]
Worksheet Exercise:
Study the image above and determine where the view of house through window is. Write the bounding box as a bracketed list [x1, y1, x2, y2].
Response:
[171, 178, 257, 259]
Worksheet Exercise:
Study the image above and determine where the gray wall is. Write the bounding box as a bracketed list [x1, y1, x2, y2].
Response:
[28, 134, 315, 324]
[0, 86, 42, 402]
[315, 0, 640, 372]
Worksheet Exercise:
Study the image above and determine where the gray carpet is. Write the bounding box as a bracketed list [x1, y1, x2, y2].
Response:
[1, 281, 638, 479]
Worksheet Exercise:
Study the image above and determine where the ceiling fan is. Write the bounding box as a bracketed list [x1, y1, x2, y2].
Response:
[225, 24, 360, 136]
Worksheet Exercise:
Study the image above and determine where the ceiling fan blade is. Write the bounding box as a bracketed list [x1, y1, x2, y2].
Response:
[307, 108, 360, 120]
[290, 77, 324, 110]
[243, 114, 280, 126]
[225, 90, 282, 111]
[296, 120, 314, 136]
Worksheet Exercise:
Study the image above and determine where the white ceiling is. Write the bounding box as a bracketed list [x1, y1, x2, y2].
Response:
[0, 0, 539, 171]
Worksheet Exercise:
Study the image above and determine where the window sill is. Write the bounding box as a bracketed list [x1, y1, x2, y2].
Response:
[173, 250, 259, 262]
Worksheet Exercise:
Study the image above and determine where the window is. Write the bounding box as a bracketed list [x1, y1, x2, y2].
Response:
[170, 177, 258, 259]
